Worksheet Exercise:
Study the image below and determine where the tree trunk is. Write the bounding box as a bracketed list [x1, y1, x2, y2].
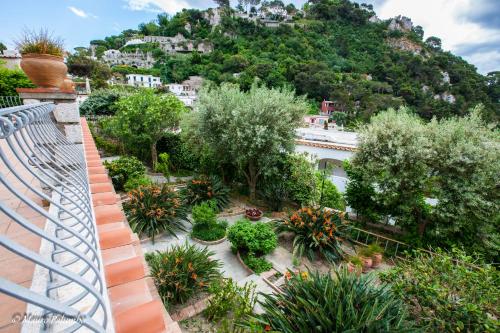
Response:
[247, 161, 259, 201]
[151, 143, 158, 171]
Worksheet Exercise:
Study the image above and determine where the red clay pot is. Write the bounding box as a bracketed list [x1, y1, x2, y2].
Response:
[371, 253, 383, 268]
[360, 256, 373, 273]
[20, 54, 67, 88]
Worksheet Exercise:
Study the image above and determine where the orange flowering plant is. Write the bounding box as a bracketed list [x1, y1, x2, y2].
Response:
[124, 184, 188, 242]
[182, 175, 230, 211]
[276, 207, 348, 263]
[145, 243, 221, 309]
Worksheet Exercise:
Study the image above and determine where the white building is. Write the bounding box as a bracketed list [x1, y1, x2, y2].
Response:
[126, 74, 161, 88]
[165, 76, 203, 107]
[0, 50, 21, 70]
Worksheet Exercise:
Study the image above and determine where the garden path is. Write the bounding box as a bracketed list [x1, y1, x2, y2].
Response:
[141, 214, 280, 315]
[141, 214, 270, 283]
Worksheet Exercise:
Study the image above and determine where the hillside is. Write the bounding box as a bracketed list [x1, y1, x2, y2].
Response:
[87, 0, 499, 123]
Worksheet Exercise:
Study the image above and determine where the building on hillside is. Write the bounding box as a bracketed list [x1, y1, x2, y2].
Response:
[304, 115, 330, 127]
[0, 50, 21, 69]
[126, 74, 162, 88]
[165, 76, 203, 107]
[102, 49, 155, 69]
[321, 100, 337, 115]
[128, 34, 213, 54]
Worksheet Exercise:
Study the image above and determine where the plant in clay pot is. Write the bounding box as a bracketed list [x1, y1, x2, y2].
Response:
[245, 208, 263, 221]
[15, 28, 67, 88]
[347, 256, 362, 275]
[368, 243, 384, 268]
[358, 247, 373, 273]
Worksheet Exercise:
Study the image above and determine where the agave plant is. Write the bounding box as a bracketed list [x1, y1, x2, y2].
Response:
[124, 184, 188, 242]
[145, 243, 222, 309]
[276, 207, 348, 263]
[243, 269, 420, 332]
[182, 175, 230, 211]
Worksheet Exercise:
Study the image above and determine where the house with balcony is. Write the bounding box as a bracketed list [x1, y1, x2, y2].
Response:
[126, 74, 162, 88]
[0, 89, 181, 332]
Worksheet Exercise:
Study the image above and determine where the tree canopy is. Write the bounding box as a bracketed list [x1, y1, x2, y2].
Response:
[109, 90, 188, 169]
[187, 82, 308, 199]
[346, 107, 500, 261]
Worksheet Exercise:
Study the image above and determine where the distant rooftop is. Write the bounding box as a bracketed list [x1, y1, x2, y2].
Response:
[296, 128, 358, 148]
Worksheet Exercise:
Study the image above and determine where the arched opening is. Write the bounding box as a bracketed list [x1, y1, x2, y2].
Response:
[318, 158, 348, 193]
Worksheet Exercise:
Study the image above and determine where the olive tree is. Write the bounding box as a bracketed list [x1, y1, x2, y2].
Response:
[193, 83, 308, 199]
[351, 108, 431, 235]
[110, 90, 187, 169]
[348, 106, 500, 259]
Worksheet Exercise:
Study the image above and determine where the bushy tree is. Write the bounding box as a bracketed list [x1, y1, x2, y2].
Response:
[110, 90, 187, 169]
[191, 83, 307, 199]
[79, 88, 129, 116]
[348, 106, 500, 260]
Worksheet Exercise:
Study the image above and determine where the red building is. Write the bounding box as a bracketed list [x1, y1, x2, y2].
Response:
[321, 100, 336, 115]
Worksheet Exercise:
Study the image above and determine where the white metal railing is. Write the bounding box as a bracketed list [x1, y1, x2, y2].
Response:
[0, 103, 108, 332]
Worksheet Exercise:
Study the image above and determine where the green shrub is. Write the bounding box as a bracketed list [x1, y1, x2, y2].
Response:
[104, 156, 146, 191]
[192, 222, 227, 242]
[0, 67, 34, 96]
[123, 176, 153, 192]
[241, 253, 273, 274]
[80, 88, 127, 116]
[124, 184, 188, 242]
[205, 278, 257, 333]
[155, 152, 170, 180]
[157, 132, 197, 171]
[315, 172, 345, 210]
[191, 201, 217, 226]
[183, 175, 230, 211]
[146, 243, 221, 309]
[380, 249, 500, 332]
[191, 202, 227, 241]
[276, 207, 347, 263]
[227, 220, 277, 256]
[244, 269, 418, 332]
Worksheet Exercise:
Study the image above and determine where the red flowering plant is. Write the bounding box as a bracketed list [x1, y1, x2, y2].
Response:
[124, 184, 189, 243]
[276, 207, 348, 263]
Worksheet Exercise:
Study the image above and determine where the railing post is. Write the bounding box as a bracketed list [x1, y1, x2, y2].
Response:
[16, 88, 82, 144]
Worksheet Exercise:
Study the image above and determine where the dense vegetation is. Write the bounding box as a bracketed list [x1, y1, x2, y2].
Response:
[346, 107, 500, 261]
[380, 249, 500, 332]
[87, 0, 498, 123]
[245, 269, 418, 332]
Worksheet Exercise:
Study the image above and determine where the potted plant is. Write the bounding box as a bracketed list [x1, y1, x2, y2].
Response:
[368, 243, 384, 268]
[245, 208, 263, 221]
[15, 29, 67, 88]
[358, 247, 373, 273]
[347, 256, 362, 275]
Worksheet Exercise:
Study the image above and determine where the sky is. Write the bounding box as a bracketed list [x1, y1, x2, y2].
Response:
[0, 0, 498, 74]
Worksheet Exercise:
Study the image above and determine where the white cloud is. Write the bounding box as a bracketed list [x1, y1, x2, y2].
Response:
[373, 0, 500, 73]
[124, 0, 191, 14]
[68, 6, 98, 19]
[68, 6, 88, 18]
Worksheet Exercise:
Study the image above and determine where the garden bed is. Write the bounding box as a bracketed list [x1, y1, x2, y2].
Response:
[169, 293, 212, 322]
[191, 236, 226, 245]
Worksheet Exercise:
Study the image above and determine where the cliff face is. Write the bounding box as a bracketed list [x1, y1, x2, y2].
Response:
[387, 37, 424, 55]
